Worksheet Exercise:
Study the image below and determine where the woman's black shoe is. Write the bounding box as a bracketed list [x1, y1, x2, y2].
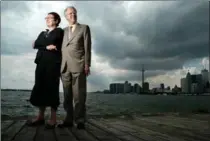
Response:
[26, 119, 45, 126]
[45, 123, 56, 129]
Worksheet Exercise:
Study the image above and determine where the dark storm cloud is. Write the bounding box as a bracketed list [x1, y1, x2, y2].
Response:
[92, 1, 209, 73]
[1, 1, 209, 90]
[1, 1, 34, 55]
[87, 67, 111, 88]
[112, 57, 184, 71]
[1, 27, 33, 54]
[113, 70, 167, 82]
[88, 74, 109, 89]
[1, 1, 32, 15]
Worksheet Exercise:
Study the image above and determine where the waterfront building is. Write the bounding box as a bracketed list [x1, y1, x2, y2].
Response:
[133, 83, 141, 94]
[181, 78, 187, 93]
[143, 82, 149, 92]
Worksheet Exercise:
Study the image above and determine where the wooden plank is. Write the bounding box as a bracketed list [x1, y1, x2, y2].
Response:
[191, 114, 210, 121]
[102, 119, 180, 141]
[136, 115, 210, 133]
[70, 126, 99, 141]
[34, 125, 56, 141]
[132, 118, 210, 141]
[89, 119, 145, 141]
[2, 120, 26, 141]
[135, 115, 209, 131]
[1, 115, 208, 141]
[12, 122, 38, 141]
[54, 127, 78, 141]
[104, 119, 186, 141]
[86, 122, 122, 141]
[165, 115, 210, 136]
[178, 114, 210, 121]
[1, 120, 15, 132]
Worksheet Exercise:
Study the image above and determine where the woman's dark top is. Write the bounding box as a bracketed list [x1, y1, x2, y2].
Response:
[30, 27, 64, 110]
[34, 28, 64, 64]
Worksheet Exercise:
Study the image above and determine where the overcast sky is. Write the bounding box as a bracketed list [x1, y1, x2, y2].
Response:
[1, 1, 209, 92]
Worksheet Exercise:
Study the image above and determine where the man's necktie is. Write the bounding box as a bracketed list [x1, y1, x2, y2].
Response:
[69, 26, 73, 39]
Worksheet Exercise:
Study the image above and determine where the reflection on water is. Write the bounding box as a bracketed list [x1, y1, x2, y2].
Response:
[1, 91, 210, 119]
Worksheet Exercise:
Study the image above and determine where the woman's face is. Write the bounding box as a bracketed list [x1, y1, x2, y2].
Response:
[45, 14, 57, 27]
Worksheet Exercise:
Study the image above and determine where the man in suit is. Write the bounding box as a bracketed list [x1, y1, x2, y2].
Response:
[58, 6, 91, 129]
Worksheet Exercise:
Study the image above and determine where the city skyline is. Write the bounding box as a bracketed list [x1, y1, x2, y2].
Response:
[104, 68, 209, 93]
[103, 67, 210, 91]
[1, 1, 209, 92]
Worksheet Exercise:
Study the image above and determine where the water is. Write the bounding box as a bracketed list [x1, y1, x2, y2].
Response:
[1, 90, 210, 119]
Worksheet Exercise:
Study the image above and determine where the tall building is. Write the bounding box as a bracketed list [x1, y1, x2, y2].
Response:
[181, 78, 187, 93]
[209, 57, 210, 82]
[191, 83, 199, 94]
[143, 82, 149, 92]
[166, 86, 170, 90]
[109, 83, 116, 94]
[191, 74, 202, 93]
[160, 83, 164, 92]
[117, 83, 124, 93]
[186, 72, 192, 93]
[181, 71, 205, 94]
[124, 81, 129, 93]
[130, 86, 134, 92]
[128, 82, 132, 93]
[133, 83, 141, 94]
[201, 69, 209, 84]
[110, 83, 124, 94]
[141, 64, 145, 92]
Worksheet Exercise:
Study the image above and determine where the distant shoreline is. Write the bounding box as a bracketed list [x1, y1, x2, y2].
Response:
[1, 89, 32, 92]
[1, 89, 210, 96]
[2, 112, 210, 121]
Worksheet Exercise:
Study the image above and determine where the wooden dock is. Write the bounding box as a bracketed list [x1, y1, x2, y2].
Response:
[1, 113, 210, 141]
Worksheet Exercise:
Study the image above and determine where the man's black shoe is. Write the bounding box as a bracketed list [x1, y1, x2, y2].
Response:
[26, 119, 45, 126]
[45, 123, 56, 129]
[77, 123, 85, 130]
[57, 122, 73, 128]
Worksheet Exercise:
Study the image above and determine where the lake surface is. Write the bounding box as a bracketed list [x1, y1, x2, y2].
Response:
[1, 90, 210, 119]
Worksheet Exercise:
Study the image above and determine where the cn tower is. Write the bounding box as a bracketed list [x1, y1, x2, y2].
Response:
[141, 64, 145, 92]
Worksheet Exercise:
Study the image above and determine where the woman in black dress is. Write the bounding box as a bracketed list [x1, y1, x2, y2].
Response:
[27, 12, 64, 129]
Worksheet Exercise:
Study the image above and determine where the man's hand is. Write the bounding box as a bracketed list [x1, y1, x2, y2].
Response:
[85, 65, 90, 76]
[46, 45, 57, 50]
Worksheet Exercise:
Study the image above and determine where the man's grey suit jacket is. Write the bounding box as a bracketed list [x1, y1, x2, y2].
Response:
[61, 23, 91, 73]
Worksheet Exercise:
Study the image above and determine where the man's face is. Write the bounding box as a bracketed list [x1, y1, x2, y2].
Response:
[65, 8, 77, 24]
[45, 14, 57, 27]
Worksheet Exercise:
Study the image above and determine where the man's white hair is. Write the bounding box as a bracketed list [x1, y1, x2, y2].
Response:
[64, 6, 77, 15]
